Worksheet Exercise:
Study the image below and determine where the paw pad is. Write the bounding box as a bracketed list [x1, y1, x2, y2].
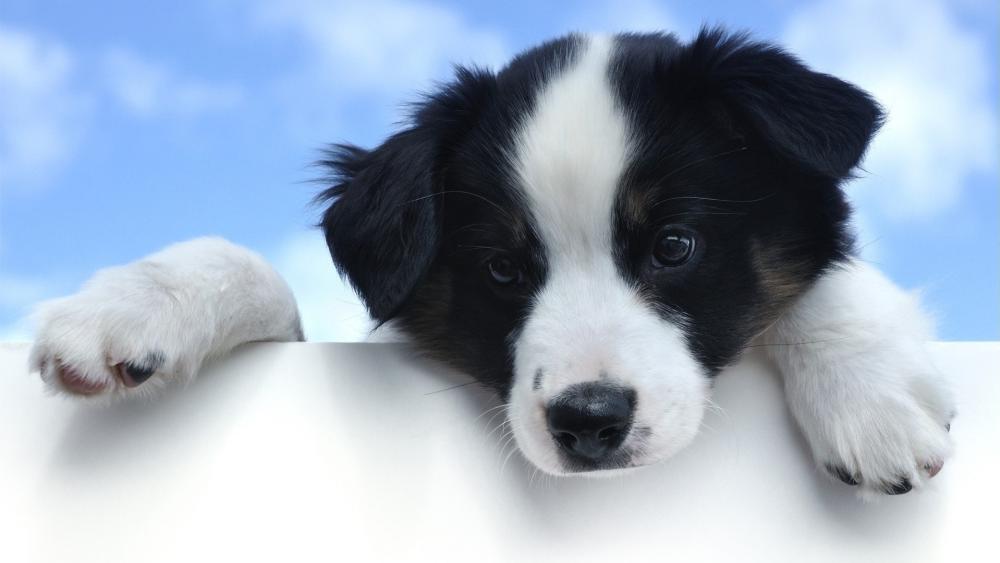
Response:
[924, 460, 944, 478]
[56, 364, 109, 395]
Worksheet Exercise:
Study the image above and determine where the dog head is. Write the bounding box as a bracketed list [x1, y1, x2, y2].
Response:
[319, 29, 882, 475]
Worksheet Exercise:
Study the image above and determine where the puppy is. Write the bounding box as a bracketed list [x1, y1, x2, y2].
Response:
[29, 29, 954, 499]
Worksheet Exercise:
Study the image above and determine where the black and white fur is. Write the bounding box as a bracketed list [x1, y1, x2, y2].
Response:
[29, 30, 954, 500]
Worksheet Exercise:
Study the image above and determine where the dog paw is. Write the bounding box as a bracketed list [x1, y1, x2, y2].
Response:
[790, 353, 955, 500]
[28, 268, 209, 402]
[763, 260, 957, 499]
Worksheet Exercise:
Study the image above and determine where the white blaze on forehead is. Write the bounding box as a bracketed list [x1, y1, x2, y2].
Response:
[507, 37, 708, 475]
[513, 35, 631, 259]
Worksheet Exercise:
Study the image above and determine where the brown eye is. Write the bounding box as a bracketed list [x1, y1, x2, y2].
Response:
[488, 256, 523, 285]
[652, 229, 696, 268]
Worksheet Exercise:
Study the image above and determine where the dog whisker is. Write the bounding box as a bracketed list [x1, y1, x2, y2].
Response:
[745, 336, 854, 348]
[486, 420, 514, 443]
[472, 402, 510, 425]
[652, 191, 774, 208]
[496, 431, 520, 470]
[499, 437, 524, 477]
[423, 380, 479, 395]
[649, 146, 750, 187]
[456, 244, 510, 253]
[528, 467, 540, 489]
[401, 190, 516, 223]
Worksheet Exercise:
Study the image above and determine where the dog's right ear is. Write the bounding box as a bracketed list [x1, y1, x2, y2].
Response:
[318, 67, 495, 322]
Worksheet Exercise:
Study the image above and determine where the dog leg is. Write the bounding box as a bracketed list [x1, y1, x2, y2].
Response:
[759, 259, 954, 499]
[29, 237, 302, 402]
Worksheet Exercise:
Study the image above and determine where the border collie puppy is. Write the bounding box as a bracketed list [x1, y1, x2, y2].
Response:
[29, 29, 954, 499]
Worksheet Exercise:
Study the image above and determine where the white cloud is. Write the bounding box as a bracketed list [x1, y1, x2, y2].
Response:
[570, 0, 684, 36]
[0, 24, 245, 195]
[101, 48, 244, 118]
[252, 0, 508, 95]
[268, 232, 371, 342]
[0, 25, 90, 193]
[0, 274, 50, 311]
[850, 214, 886, 264]
[0, 272, 57, 342]
[783, 0, 997, 220]
[0, 317, 32, 342]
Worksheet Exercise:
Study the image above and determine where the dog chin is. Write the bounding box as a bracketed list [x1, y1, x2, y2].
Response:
[560, 465, 646, 479]
[521, 446, 685, 478]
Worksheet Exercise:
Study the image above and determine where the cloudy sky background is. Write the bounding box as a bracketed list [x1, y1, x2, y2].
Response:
[1, 0, 997, 342]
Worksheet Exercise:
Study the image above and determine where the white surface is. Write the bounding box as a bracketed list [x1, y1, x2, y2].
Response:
[0, 341, 997, 562]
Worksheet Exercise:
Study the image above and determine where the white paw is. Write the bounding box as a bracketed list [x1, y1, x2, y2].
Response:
[788, 344, 955, 500]
[27, 238, 303, 403]
[28, 265, 211, 403]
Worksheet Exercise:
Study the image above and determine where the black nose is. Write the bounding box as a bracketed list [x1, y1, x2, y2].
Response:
[546, 382, 636, 463]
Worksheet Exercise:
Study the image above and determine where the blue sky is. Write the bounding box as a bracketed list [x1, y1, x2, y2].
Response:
[1, 0, 997, 341]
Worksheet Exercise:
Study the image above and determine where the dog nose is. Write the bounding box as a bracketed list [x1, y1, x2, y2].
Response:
[546, 382, 636, 462]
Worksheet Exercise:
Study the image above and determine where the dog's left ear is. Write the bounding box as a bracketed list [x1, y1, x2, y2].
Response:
[318, 67, 496, 322]
[319, 135, 438, 323]
[675, 28, 885, 180]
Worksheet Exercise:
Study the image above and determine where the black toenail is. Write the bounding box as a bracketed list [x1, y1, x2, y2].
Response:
[827, 464, 859, 486]
[885, 479, 913, 495]
[123, 351, 165, 385]
[124, 363, 156, 384]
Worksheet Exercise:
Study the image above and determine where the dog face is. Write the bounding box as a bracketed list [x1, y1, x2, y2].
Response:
[320, 30, 882, 475]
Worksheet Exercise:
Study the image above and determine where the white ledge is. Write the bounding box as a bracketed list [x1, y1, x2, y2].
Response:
[1, 342, 997, 562]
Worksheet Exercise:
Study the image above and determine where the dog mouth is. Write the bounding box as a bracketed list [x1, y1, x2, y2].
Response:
[507, 400, 659, 476]
[553, 423, 661, 475]
[557, 449, 638, 474]
[529, 443, 653, 476]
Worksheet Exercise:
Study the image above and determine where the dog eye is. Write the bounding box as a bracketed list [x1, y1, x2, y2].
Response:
[487, 256, 523, 285]
[651, 228, 696, 268]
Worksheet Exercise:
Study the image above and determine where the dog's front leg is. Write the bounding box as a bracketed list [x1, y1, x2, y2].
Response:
[759, 260, 955, 499]
[29, 237, 302, 402]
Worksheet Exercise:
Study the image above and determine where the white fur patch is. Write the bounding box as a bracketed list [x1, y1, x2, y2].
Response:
[514, 36, 629, 259]
[507, 36, 708, 475]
